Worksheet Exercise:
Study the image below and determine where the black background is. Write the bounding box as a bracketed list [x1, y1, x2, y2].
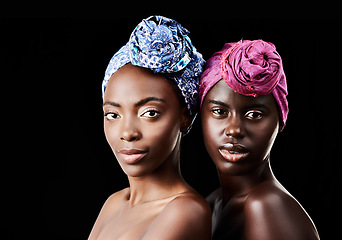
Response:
[3, 14, 341, 239]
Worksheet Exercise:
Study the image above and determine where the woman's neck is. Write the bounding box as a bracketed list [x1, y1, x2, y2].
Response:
[218, 158, 275, 205]
[126, 144, 191, 207]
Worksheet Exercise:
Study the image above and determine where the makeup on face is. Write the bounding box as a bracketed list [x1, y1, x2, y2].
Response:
[219, 143, 249, 163]
[117, 148, 149, 164]
[201, 80, 279, 175]
[102, 64, 188, 177]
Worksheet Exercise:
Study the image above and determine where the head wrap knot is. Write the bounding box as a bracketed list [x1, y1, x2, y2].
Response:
[102, 15, 205, 117]
[199, 40, 288, 129]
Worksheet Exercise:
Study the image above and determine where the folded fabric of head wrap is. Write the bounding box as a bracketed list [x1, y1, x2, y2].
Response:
[199, 40, 288, 129]
[102, 15, 205, 118]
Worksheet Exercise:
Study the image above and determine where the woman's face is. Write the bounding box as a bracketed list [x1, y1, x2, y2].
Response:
[103, 64, 188, 177]
[201, 80, 279, 176]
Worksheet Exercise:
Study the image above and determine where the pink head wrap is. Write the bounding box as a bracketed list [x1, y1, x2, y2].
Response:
[199, 40, 289, 129]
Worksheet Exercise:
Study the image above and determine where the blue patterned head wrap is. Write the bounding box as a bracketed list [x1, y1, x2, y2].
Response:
[102, 16, 205, 117]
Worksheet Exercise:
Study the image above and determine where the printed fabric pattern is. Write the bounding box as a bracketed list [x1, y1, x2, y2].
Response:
[102, 15, 205, 117]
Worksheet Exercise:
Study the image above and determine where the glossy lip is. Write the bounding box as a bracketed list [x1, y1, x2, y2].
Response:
[117, 148, 148, 164]
[219, 143, 249, 163]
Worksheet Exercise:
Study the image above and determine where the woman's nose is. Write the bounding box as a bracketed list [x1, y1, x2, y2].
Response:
[224, 114, 245, 139]
[120, 117, 141, 142]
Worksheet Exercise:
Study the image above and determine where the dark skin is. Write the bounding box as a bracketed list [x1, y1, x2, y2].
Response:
[201, 80, 319, 240]
[88, 63, 211, 240]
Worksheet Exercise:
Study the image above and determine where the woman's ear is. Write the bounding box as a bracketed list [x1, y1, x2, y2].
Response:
[180, 107, 192, 133]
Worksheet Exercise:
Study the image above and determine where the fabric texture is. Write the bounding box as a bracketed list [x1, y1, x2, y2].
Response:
[199, 40, 288, 129]
[102, 15, 205, 117]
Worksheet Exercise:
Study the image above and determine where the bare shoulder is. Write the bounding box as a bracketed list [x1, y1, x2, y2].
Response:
[166, 192, 211, 219]
[88, 188, 129, 239]
[104, 187, 129, 206]
[244, 181, 319, 240]
[96, 187, 129, 215]
[143, 192, 211, 240]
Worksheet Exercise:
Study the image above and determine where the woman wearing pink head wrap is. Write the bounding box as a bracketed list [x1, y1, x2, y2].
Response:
[200, 40, 288, 129]
[200, 40, 319, 239]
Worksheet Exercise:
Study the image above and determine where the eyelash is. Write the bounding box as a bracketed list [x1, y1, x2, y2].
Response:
[104, 109, 161, 121]
[245, 110, 263, 120]
[140, 109, 160, 119]
[104, 112, 120, 120]
[211, 108, 263, 120]
[212, 108, 228, 117]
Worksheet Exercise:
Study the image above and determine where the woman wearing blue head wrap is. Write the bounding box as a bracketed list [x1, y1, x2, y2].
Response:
[88, 16, 211, 239]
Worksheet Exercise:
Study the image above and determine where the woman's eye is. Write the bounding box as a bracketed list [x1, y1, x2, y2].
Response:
[141, 110, 160, 118]
[104, 112, 120, 120]
[212, 108, 228, 116]
[245, 110, 263, 120]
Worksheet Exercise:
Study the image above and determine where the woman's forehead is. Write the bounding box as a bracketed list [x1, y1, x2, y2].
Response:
[206, 80, 276, 109]
[103, 64, 178, 106]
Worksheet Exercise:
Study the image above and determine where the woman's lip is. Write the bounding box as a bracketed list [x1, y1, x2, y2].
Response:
[219, 143, 249, 162]
[118, 149, 148, 164]
[119, 149, 147, 155]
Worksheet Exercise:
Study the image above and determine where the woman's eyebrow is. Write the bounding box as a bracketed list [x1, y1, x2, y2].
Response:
[246, 103, 270, 110]
[103, 97, 166, 108]
[103, 101, 121, 107]
[208, 100, 229, 108]
[135, 97, 166, 107]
